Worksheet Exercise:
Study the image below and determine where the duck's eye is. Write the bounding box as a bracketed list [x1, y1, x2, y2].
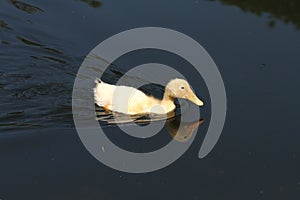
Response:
[180, 86, 185, 90]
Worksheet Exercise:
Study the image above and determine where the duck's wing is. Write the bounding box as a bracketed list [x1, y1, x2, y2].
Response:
[110, 86, 151, 114]
[94, 80, 153, 114]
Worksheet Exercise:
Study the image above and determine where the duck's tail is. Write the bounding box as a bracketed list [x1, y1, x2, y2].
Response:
[94, 78, 103, 106]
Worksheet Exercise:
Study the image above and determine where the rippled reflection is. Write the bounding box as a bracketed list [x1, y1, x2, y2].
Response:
[213, 0, 300, 29]
[16, 36, 43, 47]
[0, 20, 12, 30]
[96, 104, 203, 143]
[78, 0, 102, 8]
[8, 0, 43, 14]
[14, 36, 68, 64]
[96, 104, 178, 125]
[167, 118, 204, 142]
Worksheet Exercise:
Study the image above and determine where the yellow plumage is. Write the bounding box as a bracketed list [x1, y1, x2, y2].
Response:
[94, 78, 203, 115]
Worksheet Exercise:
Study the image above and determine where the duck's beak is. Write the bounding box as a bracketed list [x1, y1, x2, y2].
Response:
[187, 91, 204, 106]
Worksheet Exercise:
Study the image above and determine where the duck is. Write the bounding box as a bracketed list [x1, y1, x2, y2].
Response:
[94, 78, 204, 115]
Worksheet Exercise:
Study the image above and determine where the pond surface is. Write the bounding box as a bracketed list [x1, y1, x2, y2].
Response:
[0, 0, 300, 199]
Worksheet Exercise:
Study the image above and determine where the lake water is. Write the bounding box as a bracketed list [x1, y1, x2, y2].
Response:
[0, 0, 300, 199]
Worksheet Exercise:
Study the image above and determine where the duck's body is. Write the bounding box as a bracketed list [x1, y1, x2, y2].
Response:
[94, 78, 203, 115]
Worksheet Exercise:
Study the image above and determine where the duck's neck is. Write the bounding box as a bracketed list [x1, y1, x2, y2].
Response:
[149, 93, 175, 114]
[160, 93, 175, 109]
[162, 92, 174, 102]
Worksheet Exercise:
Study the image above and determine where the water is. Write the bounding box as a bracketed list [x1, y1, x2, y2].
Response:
[1, 0, 300, 199]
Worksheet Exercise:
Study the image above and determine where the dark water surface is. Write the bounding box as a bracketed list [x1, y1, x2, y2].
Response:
[1, 0, 300, 199]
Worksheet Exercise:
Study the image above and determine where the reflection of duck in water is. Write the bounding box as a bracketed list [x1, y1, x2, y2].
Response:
[167, 118, 204, 142]
[95, 107, 203, 142]
[94, 78, 204, 115]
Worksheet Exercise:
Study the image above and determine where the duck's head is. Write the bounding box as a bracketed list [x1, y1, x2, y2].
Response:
[165, 78, 204, 106]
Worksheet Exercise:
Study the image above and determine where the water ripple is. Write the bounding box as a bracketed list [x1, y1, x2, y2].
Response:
[8, 0, 43, 14]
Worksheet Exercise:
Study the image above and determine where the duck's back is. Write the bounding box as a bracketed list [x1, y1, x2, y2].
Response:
[94, 80, 153, 114]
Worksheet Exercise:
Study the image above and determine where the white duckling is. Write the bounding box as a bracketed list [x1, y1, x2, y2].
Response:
[94, 78, 204, 115]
